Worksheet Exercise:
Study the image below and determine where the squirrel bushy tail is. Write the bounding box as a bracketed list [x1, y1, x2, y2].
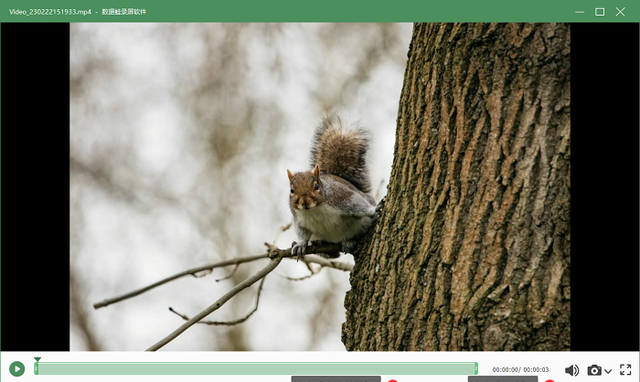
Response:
[309, 115, 372, 194]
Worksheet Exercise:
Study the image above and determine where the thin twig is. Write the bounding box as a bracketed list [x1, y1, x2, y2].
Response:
[304, 261, 315, 274]
[279, 261, 323, 281]
[279, 272, 320, 281]
[146, 255, 283, 351]
[168, 276, 266, 325]
[192, 269, 212, 278]
[272, 223, 291, 246]
[215, 263, 239, 282]
[93, 254, 269, 309]
[304, 255, 354, 272]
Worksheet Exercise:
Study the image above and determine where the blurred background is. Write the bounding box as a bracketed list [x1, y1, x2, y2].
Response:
[70, 23, 413, 351]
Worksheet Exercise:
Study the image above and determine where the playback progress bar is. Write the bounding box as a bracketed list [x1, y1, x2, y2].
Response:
[33, 362, 477, 376]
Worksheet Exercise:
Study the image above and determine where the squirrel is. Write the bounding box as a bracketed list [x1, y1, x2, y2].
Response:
[287, 115, 381, 260]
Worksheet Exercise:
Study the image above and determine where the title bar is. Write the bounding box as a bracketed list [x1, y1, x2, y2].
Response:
[1, 1, 638, 22]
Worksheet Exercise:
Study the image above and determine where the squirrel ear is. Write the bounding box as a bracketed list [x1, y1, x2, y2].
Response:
[287, 169, 294, 181]
[312, 164, 320, 179]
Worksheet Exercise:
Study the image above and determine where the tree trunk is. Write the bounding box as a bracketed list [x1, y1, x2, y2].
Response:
[342, 23, 570, 351]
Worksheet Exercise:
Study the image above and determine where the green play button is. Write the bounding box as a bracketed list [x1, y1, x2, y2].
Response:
[9, 361, 25, 377]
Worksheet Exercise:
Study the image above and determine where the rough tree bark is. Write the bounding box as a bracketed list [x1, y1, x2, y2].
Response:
[343, 23, 570, 351]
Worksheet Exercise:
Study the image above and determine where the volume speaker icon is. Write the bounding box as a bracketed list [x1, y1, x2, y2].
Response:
[565, 364, 579, 376]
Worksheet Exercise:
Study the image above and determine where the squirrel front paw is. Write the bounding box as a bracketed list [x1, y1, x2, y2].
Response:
[374, 196, 385, 221]
[291, 240, 308, 261]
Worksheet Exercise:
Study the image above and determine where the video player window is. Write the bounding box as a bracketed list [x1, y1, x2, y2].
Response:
[1, 3, 638, 381]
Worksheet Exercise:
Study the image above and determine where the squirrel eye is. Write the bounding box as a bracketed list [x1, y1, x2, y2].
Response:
[314, 183, 319, 190]
[290, 187, 294, 194]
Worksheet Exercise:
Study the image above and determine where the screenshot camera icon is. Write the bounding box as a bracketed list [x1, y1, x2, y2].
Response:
[595, 8, 605, 16]
[587, 364, 602, 376]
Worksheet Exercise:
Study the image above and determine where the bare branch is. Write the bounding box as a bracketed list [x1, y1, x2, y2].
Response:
[146, 255, 283, 351]
[168, 276, 266, 325]
[93, 253, 269, 309]
[94, 242, 351, 310]
[267, 242, 342, 259]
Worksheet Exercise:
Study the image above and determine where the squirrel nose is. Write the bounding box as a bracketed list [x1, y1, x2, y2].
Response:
[301, 197, 315, 210]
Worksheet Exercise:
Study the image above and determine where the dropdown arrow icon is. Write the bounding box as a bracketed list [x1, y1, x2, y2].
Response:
[605, 369, 612, 374]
